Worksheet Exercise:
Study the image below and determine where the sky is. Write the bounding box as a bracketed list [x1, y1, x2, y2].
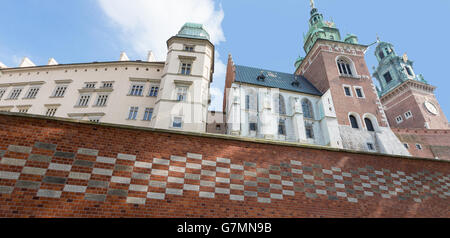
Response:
[0, 0, 449, 118]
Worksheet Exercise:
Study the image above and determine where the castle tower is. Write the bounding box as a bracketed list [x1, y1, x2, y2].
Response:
[295, 3, 409, 155]
[151, 23, 214, 132]
[373, 41, 449, 129]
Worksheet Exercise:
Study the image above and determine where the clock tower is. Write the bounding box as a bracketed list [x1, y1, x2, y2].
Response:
[373, 41, 449, 129]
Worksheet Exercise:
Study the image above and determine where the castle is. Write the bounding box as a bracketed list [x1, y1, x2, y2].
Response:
[0, 4, 448, 160]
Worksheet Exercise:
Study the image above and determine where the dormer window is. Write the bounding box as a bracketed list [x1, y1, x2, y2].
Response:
[405, 66, 413, 77]
[257, 73, 265, 81]
[383, 71, 393, 83]
[378, 51, 385, 60]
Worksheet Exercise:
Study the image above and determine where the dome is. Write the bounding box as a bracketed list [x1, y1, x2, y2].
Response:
[176, 23, 210, 41]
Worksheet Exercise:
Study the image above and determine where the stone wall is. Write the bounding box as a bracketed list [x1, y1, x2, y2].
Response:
[0, 113, 448, 217]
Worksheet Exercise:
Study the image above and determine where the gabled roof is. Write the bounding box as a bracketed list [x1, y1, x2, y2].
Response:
[234, 65, 322, 96]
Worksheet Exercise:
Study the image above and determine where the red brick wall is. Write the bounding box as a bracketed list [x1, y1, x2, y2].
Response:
[0, 113, 449, 218]
[393, 128, 450, 161]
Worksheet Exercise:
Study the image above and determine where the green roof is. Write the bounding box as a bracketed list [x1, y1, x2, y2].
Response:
[235, 65, 322, 96]
[176, 23, 210, 41]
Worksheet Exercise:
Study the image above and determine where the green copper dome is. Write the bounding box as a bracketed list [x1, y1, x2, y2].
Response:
[176, 23, 210, 41]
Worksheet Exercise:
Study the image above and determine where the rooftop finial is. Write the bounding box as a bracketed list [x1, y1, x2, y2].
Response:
[376, 34, 380, 43]
[310, 0, 315, 9]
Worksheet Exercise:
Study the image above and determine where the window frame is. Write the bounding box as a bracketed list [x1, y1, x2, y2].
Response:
[95, 94, 109, 107]
[8, 88, 23, 100]
[129, 84, 145, 96]
[404, 111, 413, 120]
[143, 108, 153, 121]
[180, 61, 193, 75]
[127, 106, 139, 120]
[52, 85, 68, 98]
[149, 86, 159, 97]
[395, 115, 404, 124]
[349, 115, 359, 129]
[354, 86, 365, 99]
[77, 94, 92, 107]
[25, 87, 40, 99]
[175, 86, 188, 102]
[343, 85, 353, 97]
[172, 116, 183, 129]
[0, 88, 7, 100]
[45, 107, 58, 117]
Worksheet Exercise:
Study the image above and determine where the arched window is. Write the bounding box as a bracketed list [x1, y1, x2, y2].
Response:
[337, 58, 353, 76]
[273, 94, 286, 115]
[365, 118, 375, 132]
[302, 99, 314, 119]
[278, 119, 286, 136]
[349, 115, 359, 129]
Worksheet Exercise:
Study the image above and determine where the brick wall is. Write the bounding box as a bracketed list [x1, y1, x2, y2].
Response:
[0, 113, 448, 218]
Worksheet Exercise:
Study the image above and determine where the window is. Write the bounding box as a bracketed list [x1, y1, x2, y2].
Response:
[405, 66, 413, 77]
[129, 84, 144, 96]
[355, 87, 364, 98]
[344, 86, 352, 97]
[367, 143, 375, 151]
[95, 95, 109, 107]
[128, 107, 139, 120]
[172, 117, 182, 128]
[89, 118, 100, 123]
[337, 58, 353, 76]
[25, 87, 40, 99]
[143, 108, 153, 121]
[365, 118, 375, 132]
[404, 143, 409, 149]
[278, 119, 286, 136]
[349, 115, 359, 129]
[102, 82, 113, 88]
[383, 71, 393, 83]
[8, 88, 23, 100]
[405, 111, 413, 119]
[0, 89, 6, 100]
[378, 51, 385, 60]
[249, 123, 257, 132]
[184, 45, 194, 52]
[245, 95, 250, 110]
[302, 99, 314, 119]
[416, 144, 423, 150]
[53, 85, 68, 97]
[46, 108, 58, 117]
[180, 63, 192, 75]
[216, 125, 221, 131]
[277, 95, 286, 115]
[84, 82, 96, 89]
[149, 86, 159, 97]
[77, 95, 91, 107]
[395, 116, 403, 124]
[176, 86, 188, 101]
[305, 122, 314, 139]
[18, 108, 29, 113]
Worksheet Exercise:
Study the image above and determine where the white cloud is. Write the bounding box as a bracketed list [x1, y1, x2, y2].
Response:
[98, 0, 227, 111]
[97, 0, 225, 60]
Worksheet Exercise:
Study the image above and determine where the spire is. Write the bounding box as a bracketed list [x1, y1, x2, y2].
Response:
[47, 58, 58, 66]
[0, 62, 7, 69]
[147, 51, 155, 62]
[119, 52, 130, 61]
[310, 0, 315, 9]
[19, 57, 36, 68]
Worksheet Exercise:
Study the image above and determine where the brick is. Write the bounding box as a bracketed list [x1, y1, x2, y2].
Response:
[69, 172, 91, 180]
[63, 185, 87, 193]
[73, 160, 94, 168]
[199, 192, 215, 198]
[8, 145, 32, 154]
[85, 194, 106, 202]
[96, 156, 116, 164]
[48, 163, 72, 172]
[134, 161, 152, 169]
[114, 164, 133, 172]
[127, 197, 146, 205]
[183, 184, 199, 191]
[108, 189, 128, 197]
[0, 186, 14, 194]
[117, 153, 136, 161]
[88, 180, 109, 188]
[16, 180, 40, 190]
[111, 176, 131, 184]
[54, 151, 75, 159]
[165, 188, 183, 195]
[1, 158, 26, 166]
[28, 154, 52, 163]
[22, 167, 46, 176]
[170, 155, 186, 162]
[43, 176, 67, 185]
[77, 148, 99, 156]
[34, 142, 57, 151]
[147, 192, 165, 200]
[186, 153, 202, 160]
[92, 168, 113, 176]
[37, 189, 62, 198]
[129, 184, 148, 192]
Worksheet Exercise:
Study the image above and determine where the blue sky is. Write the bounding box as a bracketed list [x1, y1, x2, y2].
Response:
[0, 0, 449, 118]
